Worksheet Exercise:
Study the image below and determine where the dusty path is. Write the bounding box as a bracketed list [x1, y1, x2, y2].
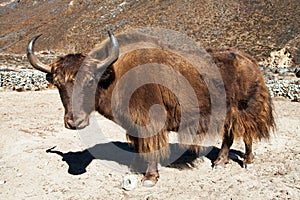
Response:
[0, 90, 299, 199]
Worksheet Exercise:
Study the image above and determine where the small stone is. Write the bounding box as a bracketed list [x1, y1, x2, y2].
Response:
[296, 70, 300, 78]
[122, 175, 138, 191]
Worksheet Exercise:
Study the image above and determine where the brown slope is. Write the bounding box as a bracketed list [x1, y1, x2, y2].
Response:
[0, 0, 299, 63]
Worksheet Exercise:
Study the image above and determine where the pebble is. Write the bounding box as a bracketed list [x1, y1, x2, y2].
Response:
[296, 69, 300, 78]
[263, 67, 300, 100]
[122, 175, 138, 191]
[0, 52, 55, 91]
[0, 69, 50, 91]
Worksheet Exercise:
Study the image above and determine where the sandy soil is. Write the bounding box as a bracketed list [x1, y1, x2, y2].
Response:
[0, 90, 299, 199]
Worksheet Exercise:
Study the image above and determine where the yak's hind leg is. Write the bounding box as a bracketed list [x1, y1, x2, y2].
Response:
[243, 134, 254, 168]
[214, 128, 234, 168]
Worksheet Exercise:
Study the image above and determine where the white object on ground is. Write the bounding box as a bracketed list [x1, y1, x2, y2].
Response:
[122, 175, 138, 191]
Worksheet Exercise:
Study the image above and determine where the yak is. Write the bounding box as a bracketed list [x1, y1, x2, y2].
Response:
[27, 31, 275, 187]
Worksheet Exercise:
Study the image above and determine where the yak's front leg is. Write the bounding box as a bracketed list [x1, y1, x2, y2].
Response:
[126, 130, 169, 187]
[142, 160, 159, 187]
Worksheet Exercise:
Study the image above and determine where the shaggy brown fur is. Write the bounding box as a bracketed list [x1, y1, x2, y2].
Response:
[208, 48, 275, 140]
[207, 48, 275, 167]
[109, 49, 212, 161]
[38, 46, 275, 184]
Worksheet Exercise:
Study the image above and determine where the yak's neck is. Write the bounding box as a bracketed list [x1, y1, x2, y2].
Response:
[95, 84, 115, 121]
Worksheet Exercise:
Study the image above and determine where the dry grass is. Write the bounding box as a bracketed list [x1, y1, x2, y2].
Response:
[0, 0, 299, 64]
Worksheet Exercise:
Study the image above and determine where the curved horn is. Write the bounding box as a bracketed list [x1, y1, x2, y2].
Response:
[96, 31, 119, 72]
[27, 34, 52, 73]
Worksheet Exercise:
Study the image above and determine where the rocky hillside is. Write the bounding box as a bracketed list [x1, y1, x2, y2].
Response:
[0, 0, 299, 99]
[0, 0, 300, 63]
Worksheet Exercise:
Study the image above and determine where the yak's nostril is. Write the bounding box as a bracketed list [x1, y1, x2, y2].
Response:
[65, 119, 76, 129]
[74, 119, 89, 129]
[65, 118, 88, 130]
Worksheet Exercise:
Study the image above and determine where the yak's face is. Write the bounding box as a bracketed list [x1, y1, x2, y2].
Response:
[27, 31, 119, 130]
[47, 54, 97, 130]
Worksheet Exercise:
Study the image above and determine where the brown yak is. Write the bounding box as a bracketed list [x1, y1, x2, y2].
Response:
[27, 31, 275, 187]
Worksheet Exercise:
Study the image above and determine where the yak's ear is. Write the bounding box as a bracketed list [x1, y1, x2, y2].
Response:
[46, 73, 54, 84]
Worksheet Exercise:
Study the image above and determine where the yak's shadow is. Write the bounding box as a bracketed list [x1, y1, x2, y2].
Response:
[46, 142, 245, 175]
[46, 142, 135, 175]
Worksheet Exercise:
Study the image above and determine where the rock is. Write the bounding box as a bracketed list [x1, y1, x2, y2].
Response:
[296, 69, 300, 78]
[122, 175, 138, 191]
[0, 69, 49, 92]
[259, 48, 293, 68]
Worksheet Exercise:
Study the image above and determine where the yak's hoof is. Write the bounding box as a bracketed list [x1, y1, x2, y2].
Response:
[243, 154, 254, 169]
[143, 180, 156, 187]
[213, 165, 224, 170]
[142, 172, 159, 187]
[213, 156, 228, 169]
[244, 163, 253, 169]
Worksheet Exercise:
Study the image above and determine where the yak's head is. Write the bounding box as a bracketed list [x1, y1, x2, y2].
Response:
[27, 32, 119, 130]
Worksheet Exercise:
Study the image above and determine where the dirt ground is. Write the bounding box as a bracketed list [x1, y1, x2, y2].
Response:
[0, 90, 299, 199]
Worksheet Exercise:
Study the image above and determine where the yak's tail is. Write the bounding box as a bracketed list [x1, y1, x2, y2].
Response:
[226, 79, 276, 140]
